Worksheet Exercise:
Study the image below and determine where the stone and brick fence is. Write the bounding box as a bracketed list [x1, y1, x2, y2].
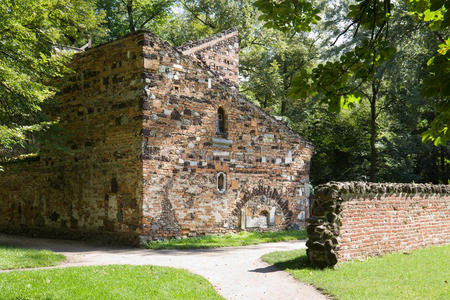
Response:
[306, 182, 450, 268]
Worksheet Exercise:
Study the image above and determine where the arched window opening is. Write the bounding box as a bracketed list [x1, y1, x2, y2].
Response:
[217, 172, 226, 193]
[216, 107, 226, 135]
[259, 211, 270, 227]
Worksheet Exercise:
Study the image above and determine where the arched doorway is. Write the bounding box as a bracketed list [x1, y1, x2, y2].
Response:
[231, 185, 294, 230]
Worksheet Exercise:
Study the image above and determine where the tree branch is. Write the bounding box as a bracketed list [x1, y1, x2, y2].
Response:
[180, 1, 216, 29]
[331, 21, 357, 46]
[331, 0, 370, 46]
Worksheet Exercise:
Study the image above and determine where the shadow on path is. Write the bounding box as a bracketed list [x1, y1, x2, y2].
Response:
[249, 265, 281, 273]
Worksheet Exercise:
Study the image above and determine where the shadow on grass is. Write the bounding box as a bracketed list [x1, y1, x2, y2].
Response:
[273, 254, 311, 270]
[252, 254, 318, 273]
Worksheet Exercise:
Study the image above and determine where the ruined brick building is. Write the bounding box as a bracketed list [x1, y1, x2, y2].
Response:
[0, 29, 313, 244]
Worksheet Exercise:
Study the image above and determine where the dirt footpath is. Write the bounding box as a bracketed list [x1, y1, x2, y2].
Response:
[0, 234, 327, 300]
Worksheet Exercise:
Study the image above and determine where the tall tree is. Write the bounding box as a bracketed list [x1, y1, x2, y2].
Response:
[285, 0, 396, 181]
[409, 0, 450, 145]
[255, 0, 449, 181]
[255, 0, 449, 146]
[155, 0, 257, 47]
[0, 0, 104, 165]
[240, 31, 317, 115]
[96, 0, 174, 41]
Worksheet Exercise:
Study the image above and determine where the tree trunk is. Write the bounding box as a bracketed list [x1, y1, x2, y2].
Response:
[281, 62, 288, 116]
[440, 147, 447, 183]
[281, 98, 286, 115]
[127, 0, 135, 33]
[369, 79, 378, 182]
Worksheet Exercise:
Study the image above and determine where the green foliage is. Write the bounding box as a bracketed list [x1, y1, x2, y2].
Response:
[96, 0, 174, 41]
[254, 0, 448, 182]
[409, 0, 449, 30]
[292, 35, 395, 180]
[0, 246, 65, 270]
[421, 45, 450, 145]
[407, 0, 450, 145]
[254, 0, 321, 32]
[262, 245, 450, 299]
[255, 0, 449, 146]
[240, 29, 316, 114]
[421, 104, 450, 145]
[347, 0, 393, 29]
[0, 0, 104, 161]
[145, 230, 307, 249]
[291, 38, 396, 110]
[156, 0, 256, 47]
[290, 101, 371, 184]
[0, 265, 223, 299]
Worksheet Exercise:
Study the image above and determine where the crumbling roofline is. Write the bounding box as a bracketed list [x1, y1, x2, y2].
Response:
[72, 29, 313, 148]
[238, 95, 314, 149]
[177, 27, 238, 53]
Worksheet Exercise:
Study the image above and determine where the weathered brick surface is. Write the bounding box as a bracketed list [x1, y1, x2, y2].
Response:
[178, 28, 239, 86]
[139, 31, 312, 240]
[306, 182, 450, 267]
[0, 33, 145, 244]
[0, 30, 313, 244]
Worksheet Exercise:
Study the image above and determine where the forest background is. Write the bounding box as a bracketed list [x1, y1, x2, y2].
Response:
[0, 0, 448, 184]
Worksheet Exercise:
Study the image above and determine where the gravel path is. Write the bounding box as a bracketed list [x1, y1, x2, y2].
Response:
[0, 234, 327, 300]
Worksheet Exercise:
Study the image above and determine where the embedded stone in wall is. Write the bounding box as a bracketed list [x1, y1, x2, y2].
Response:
[306, 181, 450, 268]
[246, 215, 268, 228]
[178, 28, 239, 85]
[0, 29, 314, 244]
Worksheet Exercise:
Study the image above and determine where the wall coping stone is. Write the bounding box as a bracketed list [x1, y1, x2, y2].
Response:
[315, 181, 450, 198]
[70, 29, 314, 148]
[177, 27, 238, 53]
[237, 95, 315, 149]
[307, 181, 449, 268]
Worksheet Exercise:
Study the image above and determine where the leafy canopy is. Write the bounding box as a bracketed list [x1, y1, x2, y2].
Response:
[410, 0, 450, 145]
[0, 0, 104, 163]
[255, 0, 449, 145]
[254, 0, 321, 32]
[96, 0, 174, 41]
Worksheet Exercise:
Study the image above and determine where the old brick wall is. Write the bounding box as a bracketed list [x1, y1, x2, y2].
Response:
[0, 30, 313, 244]
[0, 33, 146, 243]
[139, 31, 313, 240]
[178, 28, 239, 86]
[306, 182, 450, 267]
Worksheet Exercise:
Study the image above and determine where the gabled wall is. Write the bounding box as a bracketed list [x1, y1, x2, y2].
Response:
[140, 31, 313, 240]
[178, 28, 239, 86]
[0, 30, 314, 244]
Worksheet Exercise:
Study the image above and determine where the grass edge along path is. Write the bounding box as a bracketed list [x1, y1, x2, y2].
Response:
[0, 245, 65, 270]
[0, 265, 223, 300]
[145, 230, 307, 249]
[262, 245, 450, 300]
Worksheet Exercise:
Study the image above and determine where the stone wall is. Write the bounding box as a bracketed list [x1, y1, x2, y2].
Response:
[178, 28, 239, 86]
[306, 182, 450, 267]
[0, 30, 313, 244]
[139, 31, 313, 240]
[0, 33, 145, 244]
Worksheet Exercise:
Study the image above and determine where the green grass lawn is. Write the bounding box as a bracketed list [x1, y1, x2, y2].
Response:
[0, 246, 65, 270]
[0, 265, 223, 300]
[262, 245, 450, 299]
[144, 230, 307, 249]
